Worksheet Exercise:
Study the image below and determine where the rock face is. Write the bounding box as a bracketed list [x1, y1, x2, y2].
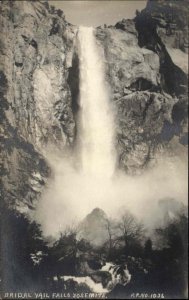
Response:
[0, 1, 76, 147]
[78, 208, 109, 246]
[145, 0, 188, 55]
[96, 0, 188, 173]
[0, 0, 188, 212]
[0, 1, 77, 212]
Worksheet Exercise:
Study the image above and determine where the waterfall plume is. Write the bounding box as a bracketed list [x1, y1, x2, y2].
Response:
[78, 26, 116, 178]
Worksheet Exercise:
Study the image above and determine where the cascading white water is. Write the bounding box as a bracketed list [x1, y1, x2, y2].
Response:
[77, 26, 116, 178]
[54, 262, 131, 293]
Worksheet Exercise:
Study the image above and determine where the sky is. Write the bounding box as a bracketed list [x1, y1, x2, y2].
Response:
[49, 1, 147, 27]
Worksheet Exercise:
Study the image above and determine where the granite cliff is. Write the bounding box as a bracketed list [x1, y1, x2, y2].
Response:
[0, 1, 77, 213]
[96, 0, 188, 173]
[0, 0, 188, 213]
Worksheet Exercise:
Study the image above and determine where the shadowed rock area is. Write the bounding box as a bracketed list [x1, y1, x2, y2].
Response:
[96, 0, 188, 173]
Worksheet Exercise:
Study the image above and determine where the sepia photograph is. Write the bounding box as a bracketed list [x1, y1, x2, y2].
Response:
[0, 0, 188, 299]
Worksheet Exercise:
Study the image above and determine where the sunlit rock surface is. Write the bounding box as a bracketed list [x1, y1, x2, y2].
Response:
[0, 1, 77, 212]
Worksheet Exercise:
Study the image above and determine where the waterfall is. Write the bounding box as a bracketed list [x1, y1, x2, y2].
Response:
[77, 26, 116, 178]
[35, 27, 188, 238]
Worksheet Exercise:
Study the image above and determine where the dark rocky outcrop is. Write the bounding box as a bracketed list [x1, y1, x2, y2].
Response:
[78, 208, 109, 246]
